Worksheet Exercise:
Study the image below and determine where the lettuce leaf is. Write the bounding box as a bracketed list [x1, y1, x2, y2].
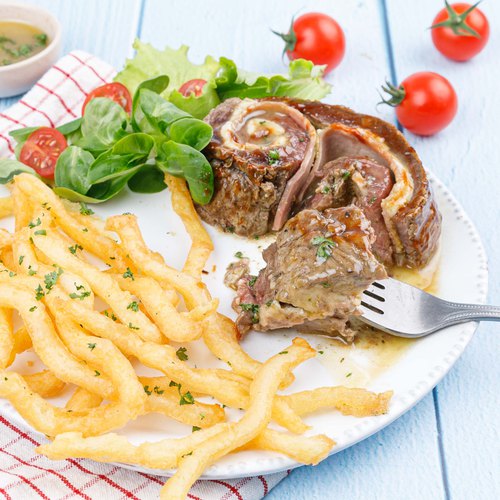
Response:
[115, 41, 331, 118]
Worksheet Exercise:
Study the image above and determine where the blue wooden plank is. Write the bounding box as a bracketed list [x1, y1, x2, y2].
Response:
[0, 0, 142, 112]
[384, 1, 500, 499]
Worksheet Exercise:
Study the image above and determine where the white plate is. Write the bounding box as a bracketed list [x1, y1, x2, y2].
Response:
[1, 171, 488, 479]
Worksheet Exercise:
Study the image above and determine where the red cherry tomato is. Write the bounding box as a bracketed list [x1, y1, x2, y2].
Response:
[178, 79, 207, 97]
[431, 2, 489, 61]
[380, 72, 458, 136]
[20, 127, 68, 179]
[82, 82, 132, 114]
[273, 13, 345, 74]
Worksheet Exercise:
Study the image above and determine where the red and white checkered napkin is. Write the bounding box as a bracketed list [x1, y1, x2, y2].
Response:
[0, 51, 289, 499]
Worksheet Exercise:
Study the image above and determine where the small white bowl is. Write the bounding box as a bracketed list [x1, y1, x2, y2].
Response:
[0, 3, 62, 98]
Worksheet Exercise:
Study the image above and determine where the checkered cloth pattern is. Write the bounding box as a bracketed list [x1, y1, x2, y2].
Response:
[0, 50, 289, 499]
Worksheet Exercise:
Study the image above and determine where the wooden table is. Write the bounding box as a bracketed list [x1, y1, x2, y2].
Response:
[1, 1, 498, 498]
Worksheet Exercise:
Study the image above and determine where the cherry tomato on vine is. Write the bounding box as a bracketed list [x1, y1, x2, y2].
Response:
[20, 127, 68, 179]
[178, 79, 207, 97]
[272, 13, 345, 74]
[379, 72, 458, 136]
[82, 82, 132, 114]
[431, 2, 489, 61]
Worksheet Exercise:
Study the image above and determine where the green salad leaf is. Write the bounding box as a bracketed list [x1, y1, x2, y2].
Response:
[0, 158, 39, 183]
[54, 146, 94, 194]
[114, 40, 331, 119]
[157, 141, 213, 205]
[115, 41, 220, 98]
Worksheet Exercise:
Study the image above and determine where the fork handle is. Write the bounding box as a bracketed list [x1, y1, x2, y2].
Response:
[440, 302, 500, 327]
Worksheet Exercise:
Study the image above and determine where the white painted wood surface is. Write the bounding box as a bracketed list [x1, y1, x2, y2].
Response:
[0, 1, 498, 498]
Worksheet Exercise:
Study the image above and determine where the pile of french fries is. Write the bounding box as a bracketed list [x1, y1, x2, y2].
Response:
[0, 173, 392, 499]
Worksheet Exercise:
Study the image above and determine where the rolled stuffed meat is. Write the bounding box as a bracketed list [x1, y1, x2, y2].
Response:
[199, 98, 441, 269]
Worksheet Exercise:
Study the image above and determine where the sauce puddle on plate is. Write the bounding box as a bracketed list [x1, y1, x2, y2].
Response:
[317, 261, 441, 387]
[0, 21, 48, 66]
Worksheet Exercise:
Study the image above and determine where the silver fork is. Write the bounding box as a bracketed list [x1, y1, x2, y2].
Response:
[359, 278, 500, 338]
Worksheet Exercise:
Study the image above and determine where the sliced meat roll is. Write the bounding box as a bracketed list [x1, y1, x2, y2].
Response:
[198, 98, 316, 236]
[227, 206, 387, 339]
[283, 100, 442, 268]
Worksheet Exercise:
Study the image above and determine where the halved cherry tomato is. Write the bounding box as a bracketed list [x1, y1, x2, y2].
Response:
[273, 13, 345, 74]
[20, 127, 68, 179]
[178, 79, 207, 97]
[379, 72, 458, 136]
[431, 2, 489, 61]
[82, 82, 132, 114]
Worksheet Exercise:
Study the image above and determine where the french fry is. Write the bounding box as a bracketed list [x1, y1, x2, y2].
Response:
[164, 174, 213, 277]
[285, 387, 393, 418]
[245, 429, 334, 465]
[0, 307, 13, 369]
[37, 425, 231, 468]
[0, 371, 136, 436]
[10, 182, 31, 230]
[162, 338, 316, 499]
[112, 274, 209, 342]
[30, 226, 162, 344]
[51, 300, 146, 411]
[0, 196, 13, 219]
[66, 388, 103, 411]
[0, 282, 114, 399]
[23, 370, 66, 398]
[14, 174, 130, 270]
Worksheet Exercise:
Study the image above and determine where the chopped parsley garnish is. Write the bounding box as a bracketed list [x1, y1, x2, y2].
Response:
[122, 267, 134, 280]
[29, 306, 37, 312]
[369, 196, 377, 205]
[94, 370, 101, 377]
[346, 372, 352, 378]
[34, 229, 46, 236]
[240, 303, 259, 324]
[104, 310, 117, 321]
[18, 255, 24, 266]
[128, 323, 139, 330]
[127, 301, 139, 312]
[234, 251, 244, 259]
[143, 385, 152, 396]
[35, 285, 45, 301]
[44, 267, 63, 292]
[87, 343, 96, 351]
[321, 185, 331, 194]
[248, 276, 257, 287]
[192, 426, 201, 432]
[268, 149, 280, 165]
[69, 244, 83, 255]
[176, 347, 188, 361]
[318, 350, 324, 355]
[342, 170, 351, 180]
[279, 351, 288, 355]
[28, 266, 37, 276]
[69, 289, 91, 300]
[28, 218, 41, 228]
[82, 228, 89, 232]
[79, 202, 94, 215]
[311, 236, 337, 261]
[169, 381, 195, 405]
[35, 33, 48, 45]
[153, 386, 164, 395]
